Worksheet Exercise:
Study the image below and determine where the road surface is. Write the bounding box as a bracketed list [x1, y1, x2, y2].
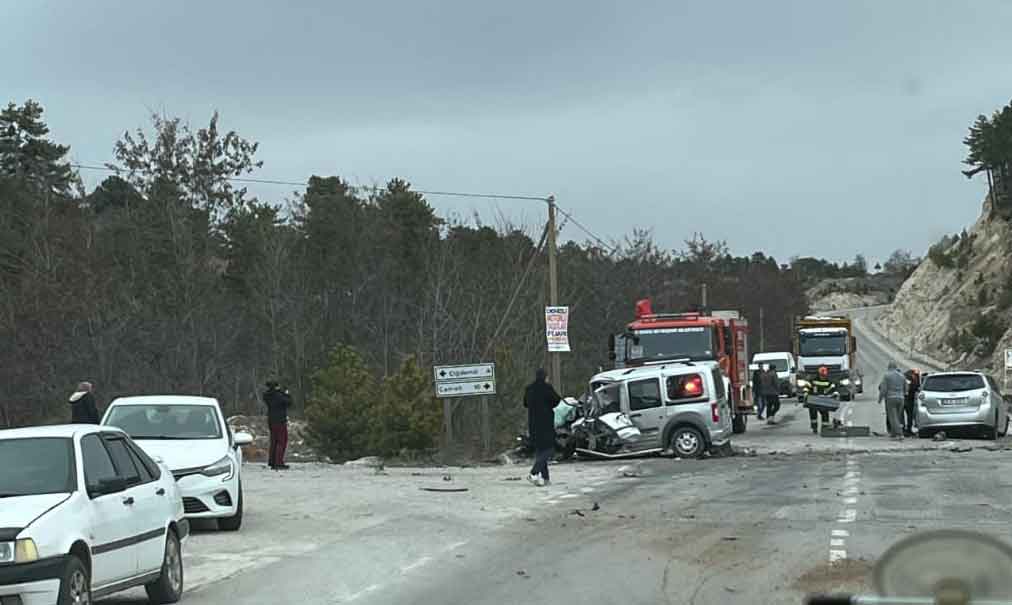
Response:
[104, 307, 1011, 605]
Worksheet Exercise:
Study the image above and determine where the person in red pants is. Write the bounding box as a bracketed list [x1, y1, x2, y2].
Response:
[263, 381, 292, 470]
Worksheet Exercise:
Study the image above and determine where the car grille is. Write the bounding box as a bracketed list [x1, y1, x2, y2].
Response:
[213, 490, 232, 507]
[183, 497, 210, 514]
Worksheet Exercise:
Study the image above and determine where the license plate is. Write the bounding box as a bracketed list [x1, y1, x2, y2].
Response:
[941, 398, 968, 406]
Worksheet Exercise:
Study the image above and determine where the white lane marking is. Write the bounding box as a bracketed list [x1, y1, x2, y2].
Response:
[832, 529, 850, 537]
[545, 499, 560, 505]
[344, 583, 382, 602]
[559, 494, 579, 500]
[401, 556, 432, 573]
[830, 539, 846, 547]
[580, 487, 595, 493]
[844, 497, 858, 504]
[838, 509, 857, 523]
[844, 471, 861, 479]
[591, 481, 607, 487]
[829, 549, 847, 562]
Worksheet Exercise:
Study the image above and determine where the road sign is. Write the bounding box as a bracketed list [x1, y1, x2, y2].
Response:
[433, 363, 495, 383]
[435, 380, 497, 398]
[433, 362, 496, 399]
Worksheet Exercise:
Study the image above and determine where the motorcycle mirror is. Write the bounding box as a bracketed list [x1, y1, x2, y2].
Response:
[875, 530, 1012, 600]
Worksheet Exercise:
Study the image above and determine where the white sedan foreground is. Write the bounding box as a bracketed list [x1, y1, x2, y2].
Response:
[102, 396, 252, 531]
[0, 424, 187, 605]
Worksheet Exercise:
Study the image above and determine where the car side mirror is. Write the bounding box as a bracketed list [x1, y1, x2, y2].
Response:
[234, 432, 254, 447]
[90, 477, 127, 498]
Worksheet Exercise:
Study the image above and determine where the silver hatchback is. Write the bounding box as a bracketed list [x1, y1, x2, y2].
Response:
[917, 371, 1010, 439]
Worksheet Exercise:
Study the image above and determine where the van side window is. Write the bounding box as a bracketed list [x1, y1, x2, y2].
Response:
[712, 369, 726, 400]
[628, 379, 662, 411]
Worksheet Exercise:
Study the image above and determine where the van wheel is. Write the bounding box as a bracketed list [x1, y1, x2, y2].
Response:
[58, 555, 90, 605]
[145, 531, 183, 604]
[732, 414, 747, 434]
[670, 427, 705, 459]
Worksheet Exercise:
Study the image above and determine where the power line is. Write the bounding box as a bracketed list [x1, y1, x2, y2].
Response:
[72, 161, 616, 251]
[70, 163, 549, 202]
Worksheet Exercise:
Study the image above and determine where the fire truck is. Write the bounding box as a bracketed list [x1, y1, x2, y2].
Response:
[607, 299, 754, 433]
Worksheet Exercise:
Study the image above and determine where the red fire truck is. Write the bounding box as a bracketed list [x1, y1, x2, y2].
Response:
[608, 299, 754, 433]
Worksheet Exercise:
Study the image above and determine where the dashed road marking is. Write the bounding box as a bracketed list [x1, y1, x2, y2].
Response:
[829, 455, 862, 562]
[830, 539, 846, 547]
[838, 509, 857, 523]
[580, 487, 595, 493]
[832, 529, 849, 537]
[829, 549, 847, 562]
[559, 493, 579, 500]
[844, 497, 858, 504]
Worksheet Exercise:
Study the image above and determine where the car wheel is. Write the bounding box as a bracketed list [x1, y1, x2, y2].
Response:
[218, 480, 244, 532]
[145, 530, 183, 604]
[1000, 416, 1010, 438]
[732, 414, 747, 434]
[58, 555, 90, 605]
[985, 416, 999, 440]
[670, 426, 705, 459]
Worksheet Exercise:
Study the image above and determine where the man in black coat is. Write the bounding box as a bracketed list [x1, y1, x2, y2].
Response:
[69, 381, 100, 424]
[524, 368, 561, 486]
[263, 381, 293, 470]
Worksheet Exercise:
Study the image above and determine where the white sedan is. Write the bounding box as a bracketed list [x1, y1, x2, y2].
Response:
[0, 424, 186, 605]
[102, 396, 252, 531]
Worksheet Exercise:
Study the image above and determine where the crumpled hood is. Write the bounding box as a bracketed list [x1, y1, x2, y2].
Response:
[132, 438, 228, 472]
[0, 494, 71, 530]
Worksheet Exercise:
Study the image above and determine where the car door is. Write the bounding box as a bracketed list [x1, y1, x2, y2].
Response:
[105, 435, 168, 575]
[625, 377, 665, 444]
[80, 433, 139, 587]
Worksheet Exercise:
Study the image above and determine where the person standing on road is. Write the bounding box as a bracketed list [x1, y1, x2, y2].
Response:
[761, 364, 781, 424]
[752, 365, 765, 420]
[69, 381, 101, 424]
[524, 368, 561, 487]
[878, 361, 908, 440]
[903, 369, 921, 437]
[263, 381, 292, 470]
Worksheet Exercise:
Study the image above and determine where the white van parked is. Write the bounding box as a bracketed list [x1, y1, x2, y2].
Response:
[752, 352, 798, 397]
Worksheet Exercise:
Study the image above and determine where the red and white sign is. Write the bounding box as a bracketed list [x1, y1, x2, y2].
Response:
[545, 306, 571, 352]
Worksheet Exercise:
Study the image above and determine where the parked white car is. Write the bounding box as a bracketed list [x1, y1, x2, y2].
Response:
[102, 396, 252, 531]
[0, 424, 186, 605]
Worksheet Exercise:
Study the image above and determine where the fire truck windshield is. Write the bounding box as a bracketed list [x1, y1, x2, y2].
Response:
[628, 326, 715, 362]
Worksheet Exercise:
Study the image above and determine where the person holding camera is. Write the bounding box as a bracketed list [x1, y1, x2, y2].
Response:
[263, 381, 292, 470]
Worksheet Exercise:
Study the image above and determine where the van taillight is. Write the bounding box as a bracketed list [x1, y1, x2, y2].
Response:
[711, 402, 720, 423]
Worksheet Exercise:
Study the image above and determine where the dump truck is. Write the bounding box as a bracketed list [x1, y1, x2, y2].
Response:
[793, 316, 862, 401]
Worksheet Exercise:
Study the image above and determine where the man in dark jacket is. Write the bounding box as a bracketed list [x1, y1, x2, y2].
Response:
[524, 368, 561, 486]
[69, 381, 100, 424]
[752, 366, 765, 420]
[761, 365, 781, 424]
[263, 381, 293, 470]
[903, 369, 921, 436]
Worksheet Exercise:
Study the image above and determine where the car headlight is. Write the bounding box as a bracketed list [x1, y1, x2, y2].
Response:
[797, 379, 810, 388]
[0, 539, 39, 564]
[201, 456, 234, 478]
[841, 378, 850, 386]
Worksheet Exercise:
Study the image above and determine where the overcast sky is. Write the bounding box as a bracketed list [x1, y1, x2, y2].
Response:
[5, 0, 1012, 264]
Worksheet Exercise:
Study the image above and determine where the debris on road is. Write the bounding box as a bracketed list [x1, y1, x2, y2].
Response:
[569, 510, 585, 517]
[592, 502, 600, 512]
[933, 432, 947, 441]
[345, 456, 385, 470]
[950, 446, 973, 453]
[618, 463, 645, 477]
[420, 487, 469, 493]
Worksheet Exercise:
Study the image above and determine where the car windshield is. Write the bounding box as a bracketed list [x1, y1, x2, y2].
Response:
[628, 327, 715, 362]
[756, 358, 789, 371]
[0, 438, 76, 497]
[104, 404, 223, 439]
[923, 374, 986, 393]
[799, 333, 847, 357]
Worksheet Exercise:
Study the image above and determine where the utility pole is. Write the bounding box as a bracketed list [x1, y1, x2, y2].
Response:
[759, 307, 766, 352]
[546, 195, 562, 388]
[701, 283, 708, 311]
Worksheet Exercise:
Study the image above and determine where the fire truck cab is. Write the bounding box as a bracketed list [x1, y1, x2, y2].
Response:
[608, 299, 754, 434]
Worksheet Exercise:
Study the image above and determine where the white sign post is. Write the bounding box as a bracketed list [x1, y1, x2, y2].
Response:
[545, 306, 571, 352]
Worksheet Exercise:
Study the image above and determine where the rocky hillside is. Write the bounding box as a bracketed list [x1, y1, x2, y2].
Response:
[876, 193, 1012, 373]
[807, 275, 902, 312]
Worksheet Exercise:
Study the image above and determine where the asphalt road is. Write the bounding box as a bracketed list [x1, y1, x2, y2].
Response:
[106, 307, 1012, 605]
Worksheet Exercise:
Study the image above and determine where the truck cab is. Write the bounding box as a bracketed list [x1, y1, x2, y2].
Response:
[795, 316, 861, 400]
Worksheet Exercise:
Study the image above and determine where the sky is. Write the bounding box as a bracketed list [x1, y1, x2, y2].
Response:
[5, 0, 1012, 265]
